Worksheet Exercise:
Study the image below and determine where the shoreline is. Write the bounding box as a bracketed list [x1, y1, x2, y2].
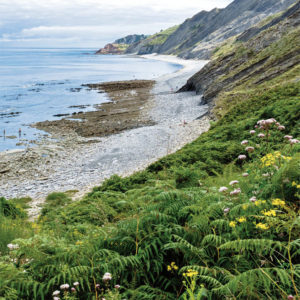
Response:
[0, 55, 209, 219]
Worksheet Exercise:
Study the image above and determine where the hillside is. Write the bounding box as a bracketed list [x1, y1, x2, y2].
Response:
[126, 0, 297, 58]
[0, 3, 299, 300]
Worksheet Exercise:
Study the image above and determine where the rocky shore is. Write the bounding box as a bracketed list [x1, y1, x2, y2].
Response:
[0, 55, 209, 219]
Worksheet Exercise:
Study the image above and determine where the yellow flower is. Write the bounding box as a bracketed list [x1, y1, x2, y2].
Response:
[254, 200, 266, 206]
[167, 265, 172, 271]
[272, 198, 285, 207]
[297, 185, 300, 189]
[173, 265, 178, 270]
[229, 221, 237, 228]
[256, 223, 269, 230]
[75, 241, 83, 245]
[184, 270, 198, 277]
[262, 209, 276, 217]
[242, 204, 249, 210]
[292, 181, 297, 186]
[237, 217, 246, 223]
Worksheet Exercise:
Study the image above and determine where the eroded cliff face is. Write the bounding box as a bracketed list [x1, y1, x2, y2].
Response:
[125, 0, 297, 59]
[179, 1, 300, 117]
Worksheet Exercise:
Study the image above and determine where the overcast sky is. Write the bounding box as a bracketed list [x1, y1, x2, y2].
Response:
[0, 0, 233, 48]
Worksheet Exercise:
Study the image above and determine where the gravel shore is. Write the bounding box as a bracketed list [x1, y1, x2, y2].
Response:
[0, 55, 209, 219]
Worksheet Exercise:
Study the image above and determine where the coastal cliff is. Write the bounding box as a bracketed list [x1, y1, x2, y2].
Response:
[125, 0, 297, 59]
[179, 0, 300, 118]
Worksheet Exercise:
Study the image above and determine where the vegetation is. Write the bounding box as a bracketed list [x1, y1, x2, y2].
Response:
[0, 78, 299, 299]
[145, 25, 179, 46]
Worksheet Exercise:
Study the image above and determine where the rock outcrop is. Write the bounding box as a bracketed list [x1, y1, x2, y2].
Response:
[95, 35, 147, 55]
[95, 43, 124, 55]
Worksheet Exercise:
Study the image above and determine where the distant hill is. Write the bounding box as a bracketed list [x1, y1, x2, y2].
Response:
[125, 0, 297, 59]
[95, 34, 147, 55]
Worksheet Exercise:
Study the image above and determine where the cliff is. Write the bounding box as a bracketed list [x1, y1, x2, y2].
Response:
[179, 0, 300, 118]
[125, 0, 297, 59]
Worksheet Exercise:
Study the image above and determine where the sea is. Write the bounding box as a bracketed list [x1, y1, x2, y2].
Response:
[0, 48, 181, 152]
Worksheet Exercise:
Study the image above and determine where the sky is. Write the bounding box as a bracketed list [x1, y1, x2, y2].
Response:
[0, 0, 233, 49]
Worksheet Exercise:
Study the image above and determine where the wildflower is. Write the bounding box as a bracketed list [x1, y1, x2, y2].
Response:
[288, 295, 295, 300]
[102, 272, 112, 281]
[262, 209, 276, 217]
[53, 297, 60, 300]
[262, 173, 270, 177]
[71, 287, 76, 292]
[237, 217, 246, 223]
[60, 284, 69, 290]
[256, 223, 269, 230]
[167, 265, 172, 271]
[115, 284, 120, 289]
[250, 130, 256, 135]
[52, 290, 60, 296]
[73, 282, 79, 286]
[249, 196, 257, 203]
[245, 146, 254, 153]
[229, 180, 239, 186]
[224, 208, 230, 214]
[284, 135, 293, 140]
[183, 269, 198, 277]
[241, 140, 248, 145]
[229, 221, 237, 228]
[257, 133, 265, 138]
[272, 198, 285, 207]
[277, 125, 285, 131]
[265, 118, 276, 125]
[254, 200, 266, 206]
[230, 188, 241, 196]
[238, 154, 247, 160]
[242, 204, 249, 210]
[242, 172, 249, 177]
[290, 139, 299, 145]
[7, 243, 19, 250]
[219, 186, 228, 192]
[95, 284, 100, 288]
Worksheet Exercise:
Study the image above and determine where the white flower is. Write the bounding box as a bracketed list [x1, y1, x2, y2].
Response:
[229, 180, 239, 186]
[219, 187, 228, 193]
[53, 297, 60, 300]
[290, 139, 299, 145]
[230, 188, 241, 196]
[60, 284, 70, 290]
[7, 243, 19, 250]
[102, 272, 112, 281]
[277, 125, 285, 131]
[242, 173, 249, 177]
[245, 146, 254, 153]
[241, 140, 248, 145]
[73, 282, 79, 286]
[238, 154, 247, 160]
[284, 135, 293, 140]
[53, 290, 60, 296]
[249, 196, 257, 202]
[257, 133, 265, 138]
[115, 284, 121, 289]
[224, 208, 230, 214]
[250, 130, 256, 135]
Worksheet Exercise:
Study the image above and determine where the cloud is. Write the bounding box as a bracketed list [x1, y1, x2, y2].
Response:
[0, 0, 233, 47]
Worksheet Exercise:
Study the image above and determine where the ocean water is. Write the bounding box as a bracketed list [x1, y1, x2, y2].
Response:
[0, 48, 181, 152]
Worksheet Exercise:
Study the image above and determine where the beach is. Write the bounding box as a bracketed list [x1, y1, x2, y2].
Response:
[0, 55, 209, 219]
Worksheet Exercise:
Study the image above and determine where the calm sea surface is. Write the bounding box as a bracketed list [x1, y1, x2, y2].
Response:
[0, 48, 181, 151]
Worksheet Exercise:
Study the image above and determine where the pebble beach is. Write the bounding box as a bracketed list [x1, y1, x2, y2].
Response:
[0, 55, 209, 219]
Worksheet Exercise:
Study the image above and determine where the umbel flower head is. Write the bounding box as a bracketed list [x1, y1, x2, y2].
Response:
[219, 186, 228, 193]
[238, 154, 247, 160]
[60, 284, 69, 290]
[102, 272, 112, 281]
